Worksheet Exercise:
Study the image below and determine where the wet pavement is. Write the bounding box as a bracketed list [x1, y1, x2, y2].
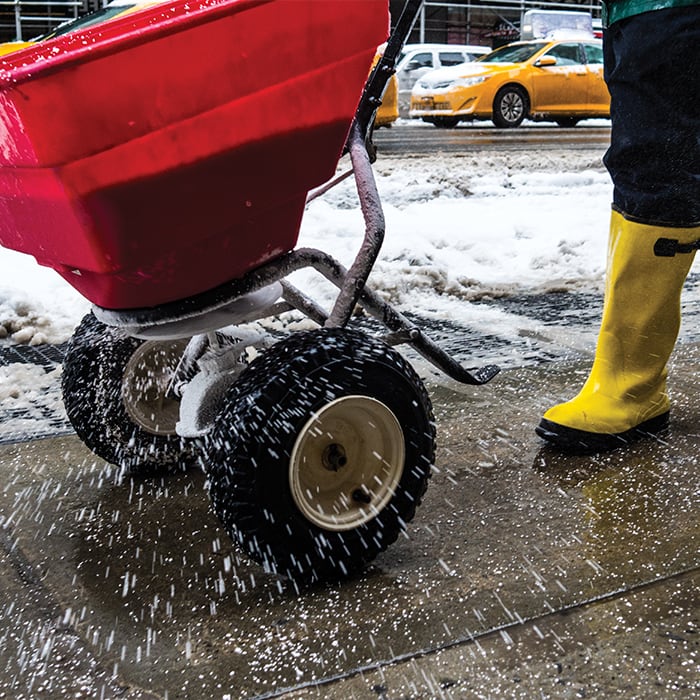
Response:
[372, 122, 612, 157]
[0, 319, 698, 698]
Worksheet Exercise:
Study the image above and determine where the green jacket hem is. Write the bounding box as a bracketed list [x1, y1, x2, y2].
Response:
[603, 0, 700, 26]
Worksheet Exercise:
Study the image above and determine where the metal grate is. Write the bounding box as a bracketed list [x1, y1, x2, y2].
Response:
[0, 341, 73, 444]
[0, 342, 67, 368]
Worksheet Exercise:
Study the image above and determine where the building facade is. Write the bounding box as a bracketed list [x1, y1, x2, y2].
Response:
[390, 0, 601, 48]
[0, 1, 602, 52]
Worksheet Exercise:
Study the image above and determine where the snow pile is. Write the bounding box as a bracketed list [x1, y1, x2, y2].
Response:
[0, 151, 611, 346]
[0, 256, 89, 345]
[293, 152, 611, 313]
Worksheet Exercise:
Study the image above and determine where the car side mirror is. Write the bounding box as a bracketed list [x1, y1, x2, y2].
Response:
[406, 60, 427, 72]
[536, 56, 557, 67]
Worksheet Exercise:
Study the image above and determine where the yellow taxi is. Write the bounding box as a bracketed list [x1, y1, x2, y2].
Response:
[374, 71, 399, 127]
[409, 38, 609, 128]
[371, 44, 399, 128]
[0, 41, 33, 56]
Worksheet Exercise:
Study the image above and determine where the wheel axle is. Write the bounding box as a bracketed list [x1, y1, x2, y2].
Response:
[322, 443, 348, 471]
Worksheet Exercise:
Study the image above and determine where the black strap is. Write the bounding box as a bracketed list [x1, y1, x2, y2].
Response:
[654, 237, 700, 257]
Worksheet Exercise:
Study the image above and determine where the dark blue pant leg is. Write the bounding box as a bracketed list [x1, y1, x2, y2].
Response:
[603, 7, 700, 227]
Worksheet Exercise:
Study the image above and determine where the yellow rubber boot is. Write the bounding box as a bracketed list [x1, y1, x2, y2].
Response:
[536, 209, 699, 453]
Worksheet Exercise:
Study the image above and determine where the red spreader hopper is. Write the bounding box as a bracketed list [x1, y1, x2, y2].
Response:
[0, 0, 388, 309]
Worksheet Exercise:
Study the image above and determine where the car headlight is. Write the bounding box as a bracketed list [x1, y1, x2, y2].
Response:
[418, 75, 488, 90]
[453, 75, 488, 88]
[427, 79, 455, 89]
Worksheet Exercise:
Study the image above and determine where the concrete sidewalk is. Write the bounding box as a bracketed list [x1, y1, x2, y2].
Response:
[0, 343, 698, 699]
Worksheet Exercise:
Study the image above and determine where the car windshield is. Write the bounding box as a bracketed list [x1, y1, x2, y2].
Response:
[33, 4, 135, 41]
[477, 42, 548, 64]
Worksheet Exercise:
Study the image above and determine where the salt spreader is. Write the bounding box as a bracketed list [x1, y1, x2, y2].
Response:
[0, 0, 497, 585]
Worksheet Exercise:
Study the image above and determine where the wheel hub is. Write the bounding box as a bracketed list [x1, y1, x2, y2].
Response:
[122, 340, 187, 436]
[502, 93, 523, 121]
[322, 443, 348, 471]
[289, 395, 405, 531]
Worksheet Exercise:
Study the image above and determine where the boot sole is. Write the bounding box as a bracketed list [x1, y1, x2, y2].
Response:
[535, 411, 670, 454]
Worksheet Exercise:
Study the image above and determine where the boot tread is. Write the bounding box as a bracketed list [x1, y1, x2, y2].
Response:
[536, 411, 670, 454]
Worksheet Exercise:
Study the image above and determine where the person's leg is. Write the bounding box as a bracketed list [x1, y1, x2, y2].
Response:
[536, 7, 700, 453]
[603, 8, 700, 226]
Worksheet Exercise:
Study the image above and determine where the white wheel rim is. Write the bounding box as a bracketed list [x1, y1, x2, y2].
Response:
[122, 340, 186, 436]
[289, 395, 405, 531]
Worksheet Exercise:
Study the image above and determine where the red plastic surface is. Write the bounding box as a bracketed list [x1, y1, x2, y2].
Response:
[0, 0, 388, 309]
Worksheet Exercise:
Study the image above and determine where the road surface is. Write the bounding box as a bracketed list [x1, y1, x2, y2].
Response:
[373, 119, 611, 156]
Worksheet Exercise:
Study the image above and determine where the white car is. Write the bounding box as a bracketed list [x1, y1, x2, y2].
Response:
[396, 43, 490, 114]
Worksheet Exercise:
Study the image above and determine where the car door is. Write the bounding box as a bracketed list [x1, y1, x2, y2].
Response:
[529, 42, 589, 113]
[582, 42, 610, 113]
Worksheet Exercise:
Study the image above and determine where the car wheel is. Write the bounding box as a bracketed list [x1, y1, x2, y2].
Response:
[62, 313, 199, 475]
[492, 85, 528, 128]
[432, 116, 460, 128]
[204, 328, 436, 586]
[555, 117, 580, 127]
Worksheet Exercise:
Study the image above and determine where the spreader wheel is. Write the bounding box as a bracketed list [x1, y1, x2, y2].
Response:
[205, 328, 436, 586]
[62, 313, 198, 475]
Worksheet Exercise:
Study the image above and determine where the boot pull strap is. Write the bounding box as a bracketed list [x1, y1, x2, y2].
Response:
[654, 238, 700, 257]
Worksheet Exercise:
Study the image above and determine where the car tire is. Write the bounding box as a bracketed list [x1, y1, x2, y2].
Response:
[492, 85, 528, 128]
[555, 117, 580, 127]
[62, 313, 199, 475]
[432, 116, 460, 128]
